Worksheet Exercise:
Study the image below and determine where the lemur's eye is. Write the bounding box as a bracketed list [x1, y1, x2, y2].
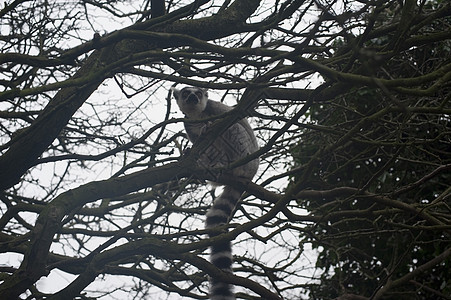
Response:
[195, 91, 203, 98]
[181, 90, 190, 98]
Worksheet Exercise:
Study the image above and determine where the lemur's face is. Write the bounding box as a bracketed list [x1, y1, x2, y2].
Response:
[181, 88, 204, 104]
[174, 87, 208, 118]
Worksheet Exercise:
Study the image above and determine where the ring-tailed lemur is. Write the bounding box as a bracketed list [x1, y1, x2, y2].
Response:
[173, 86, 259, 300]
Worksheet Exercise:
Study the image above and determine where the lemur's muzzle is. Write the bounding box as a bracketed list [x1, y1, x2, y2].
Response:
[187, 94, 199, 104]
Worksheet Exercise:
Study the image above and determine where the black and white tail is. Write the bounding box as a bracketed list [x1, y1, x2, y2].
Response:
[205, 186, 242, 300]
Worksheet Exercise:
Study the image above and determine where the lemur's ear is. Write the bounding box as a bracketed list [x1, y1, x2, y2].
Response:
[170, 87, 180, 99]
[202, 88, 208, 98]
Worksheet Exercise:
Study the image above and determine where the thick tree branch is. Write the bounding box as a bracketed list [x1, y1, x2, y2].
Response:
[0, 160, 192, 298]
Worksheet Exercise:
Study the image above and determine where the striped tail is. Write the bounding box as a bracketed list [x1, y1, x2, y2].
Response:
[205, 186, 241, 300]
